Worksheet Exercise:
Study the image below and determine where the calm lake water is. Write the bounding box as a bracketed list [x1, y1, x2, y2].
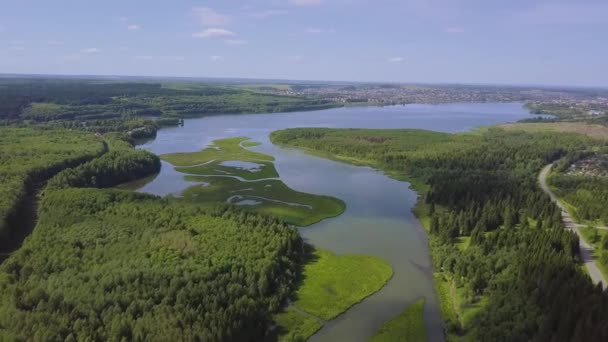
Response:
[137, 103, 534, 342]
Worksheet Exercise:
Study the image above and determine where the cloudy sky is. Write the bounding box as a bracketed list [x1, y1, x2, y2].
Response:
[1, 0, 607, 86]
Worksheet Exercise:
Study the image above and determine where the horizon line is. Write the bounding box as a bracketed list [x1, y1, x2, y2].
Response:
[1, 72, 607, 91]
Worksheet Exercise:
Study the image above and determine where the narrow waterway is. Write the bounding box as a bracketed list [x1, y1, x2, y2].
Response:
[136, 103, 535, 341]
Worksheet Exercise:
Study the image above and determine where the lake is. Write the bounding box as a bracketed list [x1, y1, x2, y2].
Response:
[136, 103, 535, 342]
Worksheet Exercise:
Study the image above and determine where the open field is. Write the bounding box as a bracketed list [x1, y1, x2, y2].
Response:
[370, 299, 426, 342]
[498, 122, 608, 140]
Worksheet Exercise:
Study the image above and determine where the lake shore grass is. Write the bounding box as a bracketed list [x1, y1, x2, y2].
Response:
[370, 299, 427, 342]
[292, 248, 393, 321]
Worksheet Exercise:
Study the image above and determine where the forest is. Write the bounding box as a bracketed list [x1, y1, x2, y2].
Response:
[271, 127, 608, 341]
[0, 189, 303, 341]
[0, 127, 105, 238]
[0, 127, 308, 341]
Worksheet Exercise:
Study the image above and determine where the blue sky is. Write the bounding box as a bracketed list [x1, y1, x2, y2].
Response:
[1, 0, 607, 86]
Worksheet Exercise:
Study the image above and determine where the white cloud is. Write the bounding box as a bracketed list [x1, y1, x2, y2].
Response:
[388, 57, 403, 63]
[225, 39, 247, 46]
[127, 24, 141, 30]
[193, 7, 232, 27]
[444, 27, 464, 34]
[134, 55, 153, 60]
[249, 9, 289, 19]
[210, 55, 222, 62]
[289, 0, 323, 6]
[7, 46, 25, 51]
[81, 48, 100, 53]
[192, 28, 237, 38]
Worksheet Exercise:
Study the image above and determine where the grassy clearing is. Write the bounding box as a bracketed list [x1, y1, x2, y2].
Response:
[161, 137, 274, 166]
[292, 248, 393, 320]
[370, 299, 426, 342]
[273, 307, 323, 342]
[498, 122, 608, 140]
[182, 176, 345, 227]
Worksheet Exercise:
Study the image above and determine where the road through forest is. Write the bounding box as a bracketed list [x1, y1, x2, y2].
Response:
[538, 164, 606, 287]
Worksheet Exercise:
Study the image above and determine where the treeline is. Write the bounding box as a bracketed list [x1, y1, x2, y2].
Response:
[0, 127, 104, 236]
[271, 127, 608, 341]
[0, 78, 338, 126]
[46, 135, 161, 191]
[0, 188, 303, 341]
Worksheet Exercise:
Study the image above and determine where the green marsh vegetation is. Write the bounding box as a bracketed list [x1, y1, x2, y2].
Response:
[273, 247, 393, 342]
[162, 137, 346, 226]
[271, 127, 608, 341]
[163, 137, 394, 340]
[291, 248, 392, 321]
[370, 299, 426, 342]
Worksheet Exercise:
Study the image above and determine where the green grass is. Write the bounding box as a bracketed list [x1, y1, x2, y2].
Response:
[181, 176, 344, 227]
[292, 248, 393, 320]
[370, 299, 427, 342]
[161, 137, 274, 166]
[273, 307, 323, 342]
[433, 273, 485, 342]
[434, 273, 458, 328]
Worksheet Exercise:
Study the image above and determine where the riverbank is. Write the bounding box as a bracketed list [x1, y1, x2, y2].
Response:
[270, 125, 608, 341]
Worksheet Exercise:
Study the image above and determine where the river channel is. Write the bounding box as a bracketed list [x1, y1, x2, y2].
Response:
[136, 103, 534, 342]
